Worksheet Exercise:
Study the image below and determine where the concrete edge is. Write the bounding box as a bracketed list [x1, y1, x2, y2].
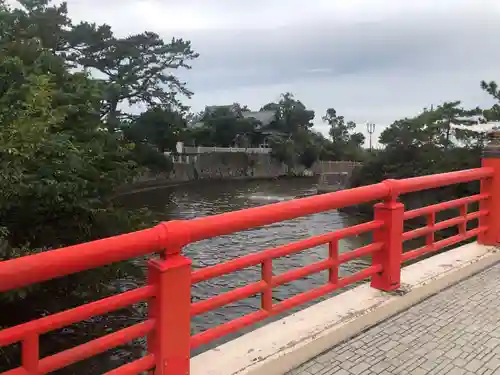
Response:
[191, 243, 500, 375]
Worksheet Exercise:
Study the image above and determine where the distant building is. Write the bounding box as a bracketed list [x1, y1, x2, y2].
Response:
[241, 110, 276, 129]
[186, 105, 285, 148]
[454, 115, 486, 124]
[187, 104, 240, 129]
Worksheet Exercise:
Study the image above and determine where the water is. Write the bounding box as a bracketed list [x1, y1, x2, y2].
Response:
[2, 178, 373, 374]
[123, 178, 372, 346]
[69, 177, 459, 373]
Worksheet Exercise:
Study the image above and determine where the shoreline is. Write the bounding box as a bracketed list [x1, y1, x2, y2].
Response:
[113, 174, 319, 198]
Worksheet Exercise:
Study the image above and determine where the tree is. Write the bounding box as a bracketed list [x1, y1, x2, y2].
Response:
[481, 80, 500, 102]
[481, 80, 500, 121]
[3, 0, 72, 54]
[0, 27, 143, 253]
[8, 0, 198, 130]
[189, 106, 259, 147]
[261, 93, 324, 169]
[262, 93, 315, 134]
[323, 108, 365, 160]
[126, 107, 186, 153]
[0, 0, 180, 316]
[351, 101, 484, 190]
[432, 101, 470, 150]
[269, 136, 296, 170]
[68, 24, 198, 128]
[299, 143, 320, 169]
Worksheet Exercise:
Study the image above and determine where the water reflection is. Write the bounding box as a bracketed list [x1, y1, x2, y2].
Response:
[123, 178, 372, 351]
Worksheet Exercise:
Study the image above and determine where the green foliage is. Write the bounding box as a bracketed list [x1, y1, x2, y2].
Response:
[128, 142, 174, 173]
[481, 80, 500, 121]
[347, 97, 493, 220]
[0, 0, 195, 311]
[269, 136, 296, 167]
[323, 108, 365, 161]
[129, 107, 186, 152]
[67, 20, 198, 129]
[202, 107, 259, 147]
[261, 94, 329, 169]
[123, 107, 183, 172]
[181, 95, 365, 170]
[262, 93, 314, 134]
[299, 144, 320, 169]
[350, 100, 489, 192]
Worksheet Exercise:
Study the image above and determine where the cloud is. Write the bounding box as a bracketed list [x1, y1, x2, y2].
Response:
[29, 1, 500, 142]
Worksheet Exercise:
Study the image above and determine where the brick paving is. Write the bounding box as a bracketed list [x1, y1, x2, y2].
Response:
[287, 262, 500, 375]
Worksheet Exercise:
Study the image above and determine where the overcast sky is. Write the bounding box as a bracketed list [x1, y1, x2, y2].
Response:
[24, 1, 500, 141]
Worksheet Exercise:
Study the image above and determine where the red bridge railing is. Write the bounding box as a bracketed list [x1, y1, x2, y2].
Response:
[0, 156, 499, 375]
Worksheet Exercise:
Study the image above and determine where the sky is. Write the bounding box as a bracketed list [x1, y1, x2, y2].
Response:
[14, 0, 500, 143]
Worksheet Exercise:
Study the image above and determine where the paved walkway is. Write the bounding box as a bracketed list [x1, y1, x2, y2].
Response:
[287, 262, 500, 375]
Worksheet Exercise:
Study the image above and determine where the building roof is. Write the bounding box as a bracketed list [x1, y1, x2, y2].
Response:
[205, 104, 240, 115]
[187, 108, 278, 130]
[241, 110, 276, 127]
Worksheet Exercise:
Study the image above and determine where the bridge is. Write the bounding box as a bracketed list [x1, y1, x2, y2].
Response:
[0, 144, 499, 374]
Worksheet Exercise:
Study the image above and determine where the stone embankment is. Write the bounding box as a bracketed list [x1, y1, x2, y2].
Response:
[118, 152, 361, 195]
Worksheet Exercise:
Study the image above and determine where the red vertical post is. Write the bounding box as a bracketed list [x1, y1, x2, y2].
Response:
[426, 212, 435, 246]
[261, 259, 273, 311]
[371, 199, 404, 291]
[459, 204, 467, 236]
[479, 140, 500, 245]
[22, 334, 39, 374]
[148, 252, 192, 375]
[328, 240, 339, 285]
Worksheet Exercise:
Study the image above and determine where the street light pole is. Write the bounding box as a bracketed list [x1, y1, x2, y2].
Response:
[366, 123, 376, 151]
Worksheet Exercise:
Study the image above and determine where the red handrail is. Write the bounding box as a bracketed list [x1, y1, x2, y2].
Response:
[0, 225, 167, 293]
[0, 166, 497, 375]
[0, 167, 491, 292]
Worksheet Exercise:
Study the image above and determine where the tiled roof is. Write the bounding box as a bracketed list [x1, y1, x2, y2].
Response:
[241, 110, 276, 126]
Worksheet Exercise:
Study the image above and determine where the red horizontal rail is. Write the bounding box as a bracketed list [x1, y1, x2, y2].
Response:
[0, 286, 155, 347]
[192, 220, 382, 283]
[0, 225, 167, 293]
[0, 168, 492, 293]
[338, 243, 383, 263]
[103, 355, 156, 375]
[336, 265, 383, 288]
[403, 193, 489, 220]
[402, 227, 486, 262]
[402, 210, 488, 242]
[38, 320, 155, 374]
[391, 168, 493, 195]
[190, 264, 382, 348]
[0, 165, 495, 375]
[272, 258, 335, 287]
[1, 366, 28, 375]
[184, 183, 390, 243]
[191, 281, 266, 317]
[3, 321, 154, 375]
[185, 168, 492, 245]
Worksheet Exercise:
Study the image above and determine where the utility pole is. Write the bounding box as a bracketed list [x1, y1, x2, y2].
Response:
[366, 122, 376, 151]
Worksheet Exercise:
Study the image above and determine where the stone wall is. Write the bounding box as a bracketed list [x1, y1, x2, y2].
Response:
[316, 164, 363, 193]
[311, 161, 362, 174]
[124, 153, 360, 193]
[169, 153, 286, 181]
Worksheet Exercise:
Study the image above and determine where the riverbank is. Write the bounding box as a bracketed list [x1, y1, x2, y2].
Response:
[117, 155, 360, 197]
[114, 174, 318, 197]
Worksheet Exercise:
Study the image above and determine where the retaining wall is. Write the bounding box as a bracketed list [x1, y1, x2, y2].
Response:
[128, 154, 360, 191]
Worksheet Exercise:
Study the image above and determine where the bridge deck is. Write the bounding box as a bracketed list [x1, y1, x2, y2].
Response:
[287, 262, 500, 375]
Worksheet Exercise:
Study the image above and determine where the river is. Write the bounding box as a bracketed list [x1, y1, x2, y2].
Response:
[2, 177, 374, 374]
[122, 178, 371, 348]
